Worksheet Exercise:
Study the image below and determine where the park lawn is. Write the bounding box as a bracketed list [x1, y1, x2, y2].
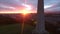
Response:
[0, 23, 34, 34]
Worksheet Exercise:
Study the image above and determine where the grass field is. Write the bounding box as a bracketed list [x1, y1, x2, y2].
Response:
[0, 23, 34, 34]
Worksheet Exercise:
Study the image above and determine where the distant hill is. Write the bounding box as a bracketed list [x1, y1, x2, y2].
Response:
[0, 13, 37, 25]
[0, 15, 19, 25]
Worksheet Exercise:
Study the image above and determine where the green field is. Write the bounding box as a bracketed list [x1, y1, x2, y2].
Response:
[0, 23, 34, 34]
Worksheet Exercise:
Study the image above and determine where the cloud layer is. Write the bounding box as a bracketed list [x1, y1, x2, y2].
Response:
[0, 0, 38, 11]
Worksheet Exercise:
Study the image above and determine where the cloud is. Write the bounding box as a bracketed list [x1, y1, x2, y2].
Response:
[0, 0, 37, 12]
[0, 4, 16, 11]
[0, 0, 22, 11]
[0, 0, 21, 5]
[44, 0, 60, 11]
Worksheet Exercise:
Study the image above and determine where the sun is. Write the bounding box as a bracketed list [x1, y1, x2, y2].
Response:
[20, 9, 30, 15]
[20, 4, 32, 15]
[22, 10, 29, 15]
